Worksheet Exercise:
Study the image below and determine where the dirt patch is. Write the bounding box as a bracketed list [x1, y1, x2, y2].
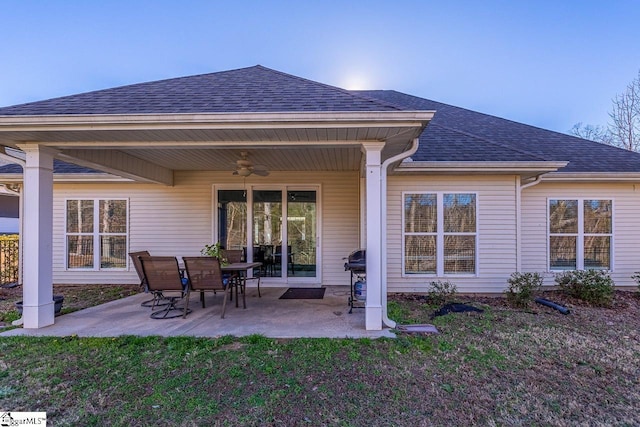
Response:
[389, 289, 640, 332]
[0, 283, 140, 325]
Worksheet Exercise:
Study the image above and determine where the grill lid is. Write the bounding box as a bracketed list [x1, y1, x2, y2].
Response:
[344, 249, 366, 271]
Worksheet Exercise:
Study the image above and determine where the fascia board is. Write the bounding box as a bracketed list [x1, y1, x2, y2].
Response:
[0, 111, 435, 131]
[395, 161, 568, 173]
[541, 172, 640, 182]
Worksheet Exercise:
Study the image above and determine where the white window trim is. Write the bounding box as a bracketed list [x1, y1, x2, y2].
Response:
[547, 198, 614, 272]
[65, 198, 129, 271]
[402, 191, 478, 277]
[212, 184, 322, 285]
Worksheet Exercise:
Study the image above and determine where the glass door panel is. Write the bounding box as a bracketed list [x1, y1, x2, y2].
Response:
[218, 190, 247, 251]
[253, 190, 282, 278]
[287, 190, 317, 278]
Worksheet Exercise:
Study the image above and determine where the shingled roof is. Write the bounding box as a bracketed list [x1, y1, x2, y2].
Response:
[357, 90, 640, 173]
[0, 160, 102, 174]
[0, 65, 402, 115]
[1, 66, 639, 175]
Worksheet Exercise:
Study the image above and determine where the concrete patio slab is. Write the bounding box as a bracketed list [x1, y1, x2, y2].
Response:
[1, 286, 395, 339]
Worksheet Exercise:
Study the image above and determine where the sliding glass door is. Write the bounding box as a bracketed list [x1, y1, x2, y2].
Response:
[218, 186, 318, 282]
[253, 190, 284, 278]
[286, 190, 317, 278]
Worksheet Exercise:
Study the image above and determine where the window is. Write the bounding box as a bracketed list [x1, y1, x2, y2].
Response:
[549, 199, 612, 271]
[66, 199, 128, 270]
[403, 193, 477, 275]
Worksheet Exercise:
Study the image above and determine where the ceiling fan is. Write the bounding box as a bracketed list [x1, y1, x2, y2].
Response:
[232, 151, 269, 177]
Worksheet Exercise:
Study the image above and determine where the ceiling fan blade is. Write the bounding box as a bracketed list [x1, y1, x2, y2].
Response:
[232, 170, 239, 175]
[253, 169, 270, 177]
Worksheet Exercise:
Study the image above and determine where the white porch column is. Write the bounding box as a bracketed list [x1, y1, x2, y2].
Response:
[17, 144, 56, 328]
[362, 141, 385, 330]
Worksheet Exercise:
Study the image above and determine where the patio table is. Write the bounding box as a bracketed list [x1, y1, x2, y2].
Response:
[221, 262, 262, 308]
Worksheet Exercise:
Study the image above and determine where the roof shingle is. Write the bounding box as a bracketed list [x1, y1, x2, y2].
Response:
[357, 90, 640, 173]
[1, 66, 639, 174]
[0, 160, 101, 174]
[0, 66, 403, 115]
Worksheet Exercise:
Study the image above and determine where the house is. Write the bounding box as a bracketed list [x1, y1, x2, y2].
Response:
[0, 158, 19, 234]
[1, 65, 639, 330]
[0, 193, 19, 234]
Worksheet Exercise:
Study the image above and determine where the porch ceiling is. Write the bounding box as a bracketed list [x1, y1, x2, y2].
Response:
[0, 111, 433, 183]
[115, 146, 365, 171]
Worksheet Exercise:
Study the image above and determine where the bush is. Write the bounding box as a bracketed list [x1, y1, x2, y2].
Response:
[428, 280, 458, 305]
[504, 272, 543, 307]
[555, 270, 615, 307]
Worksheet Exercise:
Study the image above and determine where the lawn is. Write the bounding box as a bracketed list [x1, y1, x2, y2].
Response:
[1, 284, 639, 426]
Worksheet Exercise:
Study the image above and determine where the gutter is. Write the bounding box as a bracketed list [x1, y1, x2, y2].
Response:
[0, 110, 435, 130]
[396, 161, 569, 174]
[0, 146, 26, 166]
[380, 138, 420, 329]
[541, 172, 640, 182]
[516, 174, 545, 271]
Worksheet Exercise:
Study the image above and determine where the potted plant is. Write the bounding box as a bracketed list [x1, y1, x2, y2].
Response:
[201, 242, 228, 265]
[15, 295, 64, 316]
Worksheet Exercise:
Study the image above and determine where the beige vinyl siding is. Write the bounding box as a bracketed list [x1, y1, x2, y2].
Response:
[521, 181, 640, 287]
[52, 171, 360, 286]
[387, 175, 518, 293]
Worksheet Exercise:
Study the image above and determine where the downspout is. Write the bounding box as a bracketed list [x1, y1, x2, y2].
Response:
[380, 138, 419, 328]
[0, 148, 26, 323]
[516, 174, 544, 271]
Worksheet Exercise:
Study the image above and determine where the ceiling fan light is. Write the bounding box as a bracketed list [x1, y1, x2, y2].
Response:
[237, 167, 252, 177]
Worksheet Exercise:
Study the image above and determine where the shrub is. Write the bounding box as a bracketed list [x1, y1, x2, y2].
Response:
[504, 272, 543, 307]
[201, 242, 222, 257]
[555, 270, 615, 307]
[428, 280, 458, 305]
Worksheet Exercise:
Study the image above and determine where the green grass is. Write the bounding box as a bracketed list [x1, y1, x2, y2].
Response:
[1, 292, 639, 426]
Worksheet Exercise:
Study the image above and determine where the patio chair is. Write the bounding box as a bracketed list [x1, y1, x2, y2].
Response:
[139, 256, 191, 319]
[223, 249, 264, 297]
[129, 250, 169, 308]
[221, 249, 243, 263]
[183, 256, 235, 318]
[220, 249, 260, 297]
[275, 244, 295, 275]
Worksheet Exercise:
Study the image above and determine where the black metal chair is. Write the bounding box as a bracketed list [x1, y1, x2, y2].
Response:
[139, 256, 191, 319]
[129, 250, 168, 308]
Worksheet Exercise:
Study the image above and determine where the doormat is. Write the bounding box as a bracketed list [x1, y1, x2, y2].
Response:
[279, 287, 326, 299]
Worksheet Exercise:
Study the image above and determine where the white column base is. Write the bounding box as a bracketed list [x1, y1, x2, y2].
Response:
[365, 303, 383, 330]
[22, 301, 55, 329]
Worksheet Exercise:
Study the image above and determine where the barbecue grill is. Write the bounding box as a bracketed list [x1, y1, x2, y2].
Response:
[344, 249, 366, 274]
[344, 249, 366, 312]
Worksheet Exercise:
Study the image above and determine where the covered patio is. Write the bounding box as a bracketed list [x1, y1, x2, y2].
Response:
[1, 286, 394, 338]
[0, 66, 433, 332]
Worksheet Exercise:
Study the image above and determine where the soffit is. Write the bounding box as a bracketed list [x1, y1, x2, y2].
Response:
[0, 112, 432, 174]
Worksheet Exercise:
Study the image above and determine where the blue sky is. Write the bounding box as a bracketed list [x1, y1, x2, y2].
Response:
[1, 0, 639, 134]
